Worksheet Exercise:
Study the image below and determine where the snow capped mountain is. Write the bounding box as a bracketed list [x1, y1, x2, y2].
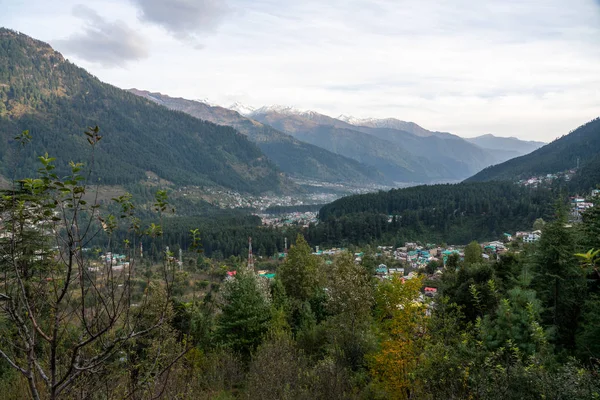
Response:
[252, 105, 303, 115]
[339, 115, 411, 130]
[195, 97, 217, 107]
[228, 102, 256, 116]
[338, 115, 378, 126]
[338, 115, 437, 137]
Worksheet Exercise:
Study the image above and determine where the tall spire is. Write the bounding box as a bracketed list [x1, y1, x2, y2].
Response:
[247, 236, 255, 270]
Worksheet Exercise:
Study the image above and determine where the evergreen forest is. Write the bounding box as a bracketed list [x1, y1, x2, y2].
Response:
[0, 28, 281, 194]
[0, 126, 599, 400]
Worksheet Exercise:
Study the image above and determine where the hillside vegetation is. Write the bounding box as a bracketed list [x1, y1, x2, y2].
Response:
[129, 90, 384, 184]
[0, 29, 282, 194]
[314, 182, 555, 245]
[467, 118, 600, 190]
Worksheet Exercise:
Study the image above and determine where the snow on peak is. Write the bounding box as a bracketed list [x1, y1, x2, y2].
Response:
[252, 105, 302, 115]
[195, 97, 217, 107]
[250, 105, 325, 118]
[338, 115, 378, 126]
[228, 102, 256, 116]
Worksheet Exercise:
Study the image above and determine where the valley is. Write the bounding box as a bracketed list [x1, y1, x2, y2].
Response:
[0, 22, 599, 400]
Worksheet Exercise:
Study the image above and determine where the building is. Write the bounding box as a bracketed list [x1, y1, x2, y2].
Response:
[376, 264, 388, 276]
[523, 232, 541, 243]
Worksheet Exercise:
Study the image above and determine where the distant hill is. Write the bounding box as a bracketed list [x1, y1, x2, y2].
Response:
[466, 118, 600, 192]
[338, 115, 458, 139]
[0, 28, 282, 194]
[250, 107, 450, 183]
[465, 134, 545, 156]
[128, 90, 384, 185]
[250, 108, 517, 182]
[312, 181, 554, 245]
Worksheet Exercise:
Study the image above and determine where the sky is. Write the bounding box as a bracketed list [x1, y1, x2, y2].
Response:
[2, 0, 600, 141]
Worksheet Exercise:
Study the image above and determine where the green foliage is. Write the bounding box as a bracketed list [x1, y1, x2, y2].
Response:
[314, 182, 554, 245]
[441, 263, 499, 323]
[278, 234, 322, 303]
[216, 270, 271, 358]
[464, 241, 482, 266]
[479, 287, 548, 356]
[0, 28, 281, 193]
[468, 116, 600, 192]
[531, 215, 586, 351]
[131, 90, 384, 185]
[575, 294, 600, 361]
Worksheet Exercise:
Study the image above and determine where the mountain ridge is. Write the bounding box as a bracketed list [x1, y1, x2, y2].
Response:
[250, 108, 529, 182]
[465, 134, 545, 155]
[128, 89, 386, 185]
[466, 117, 600, 192]
[0, 28, 283, 194]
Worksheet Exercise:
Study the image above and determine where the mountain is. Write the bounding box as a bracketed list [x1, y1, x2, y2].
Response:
[465, 134, 545, 156]
[0, 28, 282, 194]
[466, 117, 600, 191]
[128, 90, 384, 185]
[338, 115, 545, 166]
[228, 102, 255, 116]
[250, 108, 511, 182]
[250, 108, 456, 183]
[312, 181, 554, 245]
[338, 115, 456, 139]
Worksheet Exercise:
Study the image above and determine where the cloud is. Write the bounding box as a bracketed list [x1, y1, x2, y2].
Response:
[130, 0, 229, 43]
[54, 5, 148, 67]
[16, 0, 597, 141]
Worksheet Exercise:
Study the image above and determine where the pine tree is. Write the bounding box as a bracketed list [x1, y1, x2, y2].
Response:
[217, 270, 271, 358]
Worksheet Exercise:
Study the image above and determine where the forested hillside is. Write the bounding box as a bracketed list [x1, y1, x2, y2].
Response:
[252, 109, 453, 182]
[0, 29, 282, 194]
[465, 134, 545, 155]
[467, 117, 600, 187]
[129, 90, 384, 184]
[252, 108, 526, 183]
[313, 182, 555, 245]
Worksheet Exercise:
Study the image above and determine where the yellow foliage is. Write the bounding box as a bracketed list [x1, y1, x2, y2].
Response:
[370, 275, 428, 399]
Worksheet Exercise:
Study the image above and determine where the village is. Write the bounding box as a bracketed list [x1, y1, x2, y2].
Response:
[257, 211, 319, 228]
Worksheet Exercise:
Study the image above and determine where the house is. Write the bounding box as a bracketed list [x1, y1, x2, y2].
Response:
[424, 287, 438, 297]
[523, 233, 541, 243]
[503, 233, 513, 241]
[388, 267, 405, 275]
[375, 264, 388, 276]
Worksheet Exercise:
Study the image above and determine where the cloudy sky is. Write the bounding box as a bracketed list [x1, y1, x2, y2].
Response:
[2, 0, 600, 141]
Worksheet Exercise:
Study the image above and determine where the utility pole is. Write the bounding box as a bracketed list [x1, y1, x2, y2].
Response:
[247, 237, 255, 271]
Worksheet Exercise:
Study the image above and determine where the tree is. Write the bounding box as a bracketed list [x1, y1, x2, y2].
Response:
[446, 253, 460, 270]
[531, 212, 585, 351]
[370, 275, 426, 399]
[575, 294, 600, 361]
[0, 129, 184, 399]
[325, 252, 375, 370]
[425, 260, 441, 275]
[533, 218, 546, 231]
[278, 234, 321, 303]
[479, 287, 547, 356]
[464, 241, 482, 266]
[217, 270, 271, 358]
